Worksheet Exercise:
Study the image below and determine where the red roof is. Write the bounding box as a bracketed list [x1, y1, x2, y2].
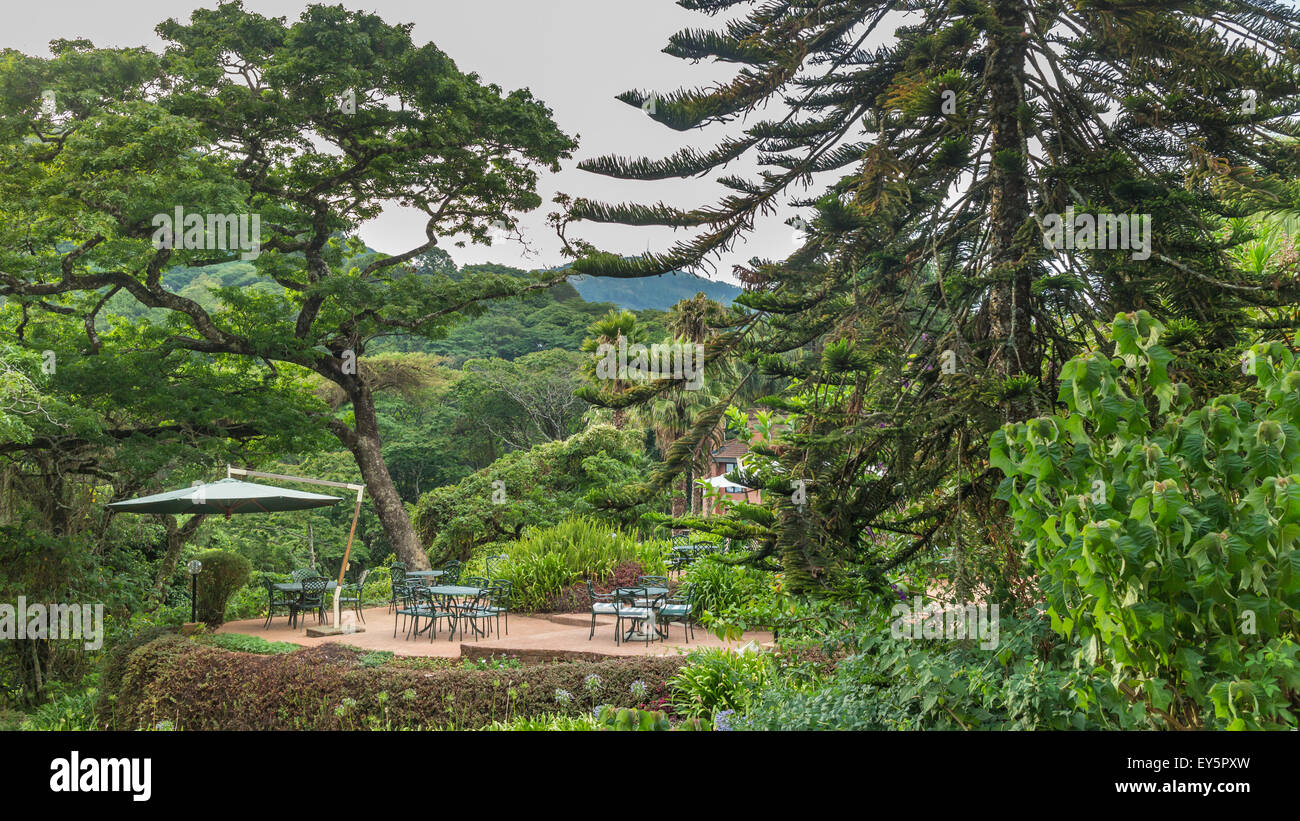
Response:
[711, 439, 749, 460]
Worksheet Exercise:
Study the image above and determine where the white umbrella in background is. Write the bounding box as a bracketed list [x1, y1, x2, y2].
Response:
[705, 474, 752, 492]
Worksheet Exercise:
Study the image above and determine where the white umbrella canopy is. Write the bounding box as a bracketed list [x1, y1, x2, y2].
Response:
[106, 477, 341, 518]
[705, 474, 752, 491]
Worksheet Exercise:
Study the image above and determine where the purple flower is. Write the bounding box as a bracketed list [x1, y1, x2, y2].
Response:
[714, 709, 735, 731]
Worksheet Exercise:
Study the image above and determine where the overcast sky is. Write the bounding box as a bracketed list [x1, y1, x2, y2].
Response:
[3, 0, 842, 284]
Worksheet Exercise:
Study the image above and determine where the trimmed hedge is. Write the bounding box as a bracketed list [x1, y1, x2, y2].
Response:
[105, 635, 686, 730]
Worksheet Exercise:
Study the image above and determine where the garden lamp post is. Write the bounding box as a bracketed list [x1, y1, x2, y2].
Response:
[187, 560, 202, 623]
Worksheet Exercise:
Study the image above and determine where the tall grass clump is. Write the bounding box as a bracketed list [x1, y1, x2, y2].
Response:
[683, 557, 776, 621]
[485, 517, 668, 612]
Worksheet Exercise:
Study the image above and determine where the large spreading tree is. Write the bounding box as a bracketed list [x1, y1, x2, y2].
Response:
[559, 0, 1300, 595]
[0, 2, 576, 568]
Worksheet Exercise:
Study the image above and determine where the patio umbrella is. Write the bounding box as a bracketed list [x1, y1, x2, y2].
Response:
[106, 477, 341, 518]
[705, 474, 752, 491]
[111, 469, 366, 631]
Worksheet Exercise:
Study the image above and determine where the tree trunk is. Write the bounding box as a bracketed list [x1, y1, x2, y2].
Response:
[335, 384, 431, 570]
[985, 0, 1036, 422]
[151, 513, 207, 602]
[673, 463, 696, 517]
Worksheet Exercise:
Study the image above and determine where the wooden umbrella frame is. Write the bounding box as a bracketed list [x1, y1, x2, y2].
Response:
[226, 465, 365, 630]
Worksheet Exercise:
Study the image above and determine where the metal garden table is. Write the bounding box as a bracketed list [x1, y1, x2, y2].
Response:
[274, 580, 339, 593]
[612, 587, 670, 642]
[421, 585, 488, 639]
[275, 580, 338, 628]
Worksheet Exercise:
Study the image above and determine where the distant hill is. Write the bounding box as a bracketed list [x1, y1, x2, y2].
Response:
[568, 271, 740, 311]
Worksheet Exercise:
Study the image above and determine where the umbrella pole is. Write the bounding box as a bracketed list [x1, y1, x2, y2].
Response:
[334, 486, 365, 629]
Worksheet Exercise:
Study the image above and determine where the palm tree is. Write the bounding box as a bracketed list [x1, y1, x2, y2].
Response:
[629, 339, 726, 515]
[579, 309, 648, 430]
[667, 292, 728, 344]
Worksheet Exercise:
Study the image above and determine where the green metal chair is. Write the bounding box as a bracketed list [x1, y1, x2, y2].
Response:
[636, 575, 669, 589]
[658, 582, 696, 642]
[439, 560, 463, 585]
[421, 591, 459, 642]
[338, 568, 370, 624]
[291, 568, 320, 583]
[262, 575, 295, 629]
[395, 586, 426, 639]
[486, 580, 512, 636]
[453, 589, 495, 641]
[484, 554, 508, 578]
[388, 563, 408, 614]
[291, 577, 329, 630]
[461, 575, 490, 590]
[585, 580, 618, 642]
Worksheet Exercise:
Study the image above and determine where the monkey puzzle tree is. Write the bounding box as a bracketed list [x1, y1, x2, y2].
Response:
[559, 0, 1300, 594]
[0, 2, 576, 569]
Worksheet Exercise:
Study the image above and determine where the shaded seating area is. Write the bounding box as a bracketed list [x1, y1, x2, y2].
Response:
[259, 567, 343, 631]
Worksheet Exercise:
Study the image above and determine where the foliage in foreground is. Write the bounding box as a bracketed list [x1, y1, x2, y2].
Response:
[199, 632, 299, 656]
[668, 647, 773, 720]
[103, 634, 683, 730]
[994, 312, 1300, 729]
[734, 609, 1085, 731]
[18, 674, 101, 731]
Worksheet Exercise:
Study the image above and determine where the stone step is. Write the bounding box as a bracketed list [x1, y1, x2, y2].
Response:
[546, 612, 615, 628]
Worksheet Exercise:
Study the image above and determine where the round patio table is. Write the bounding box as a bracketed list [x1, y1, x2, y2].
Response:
[404, 569, 444, 591]
[612, 587, 669, 642]
[420, 585, 488, 639]
[274, 580, 338, 593]
[275, 580, 338, 629]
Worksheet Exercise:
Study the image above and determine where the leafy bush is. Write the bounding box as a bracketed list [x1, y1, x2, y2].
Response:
[201, 633, 299, 656]
[460, 655, 524, 671]
[486, 517, 668, 612]
[358, 651, 395, 669]
[223, 581, 271, 622]
[105, 635, 685, 730]
[737, 613, 1083, 731]
[413, 424, 664, 562]
[668, 647, 774, 719]
[19, 674, 101, 731]
[192, 550, 252, 628]
[993, 311, 1300, 729]
[596, 706, 672, 730]
[683, 558, 777, 625]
